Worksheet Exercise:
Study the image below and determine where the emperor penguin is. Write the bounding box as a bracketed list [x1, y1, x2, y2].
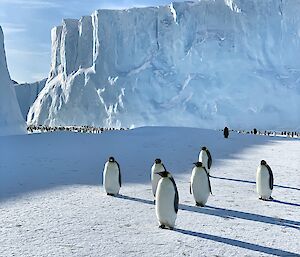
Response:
[103, 156, 121, 196]
[155, 171, 179, 229]
[190, 162, 212, 207]
[256, 160, 274, 200]
[198, 146, 212, 174]
[151, 159, 167, 197]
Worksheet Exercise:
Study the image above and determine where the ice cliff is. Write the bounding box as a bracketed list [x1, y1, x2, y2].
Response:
[0, 26, 26, 136]
[15, 79, 47, 120]
[28, 0, 300, 130]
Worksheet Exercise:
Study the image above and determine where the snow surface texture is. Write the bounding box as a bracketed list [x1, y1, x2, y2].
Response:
[14, 78, 47, 120]
[27, 0, 300, 130]
[0, 26, 26, 136]
[0, 127, 299, 256]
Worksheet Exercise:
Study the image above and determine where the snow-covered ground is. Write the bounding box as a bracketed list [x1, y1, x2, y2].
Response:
[0, 127, 299, 256]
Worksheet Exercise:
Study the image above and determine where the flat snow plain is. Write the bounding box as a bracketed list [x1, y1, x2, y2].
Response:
[0, 127, 299, 256]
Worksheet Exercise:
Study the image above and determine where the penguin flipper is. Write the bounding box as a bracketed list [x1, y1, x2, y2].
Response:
[207, 150, 212, 169]
[116, 161, 121, 187]
[174, 188, 179, 214]
[266, 165, 273, 190]
[170, 177, 179, 213]
[189, 182, 192, 194]
[204, 167, 213, 194]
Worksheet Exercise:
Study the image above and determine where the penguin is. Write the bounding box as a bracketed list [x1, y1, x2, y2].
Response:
[190, 162, 212, 207]
[198, 146, 212, 174]
[103, 156, 121, 196]
[223, 126, 229, 138]
[155, 171, 179, 229]
[151, 159, 167, 198]
[256, 160, 274, 200]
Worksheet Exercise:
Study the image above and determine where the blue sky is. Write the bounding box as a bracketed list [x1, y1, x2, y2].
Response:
[0, 0, 182, 83]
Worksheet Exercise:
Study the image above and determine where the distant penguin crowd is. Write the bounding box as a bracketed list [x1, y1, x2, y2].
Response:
[27, 125, 299, 138]
[222, 127, 300, 138]
[27, 125, 129, 134]
[102, 142, 275, 230]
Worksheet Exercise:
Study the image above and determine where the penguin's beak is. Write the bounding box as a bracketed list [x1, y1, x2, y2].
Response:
[193, 162, 197, 165]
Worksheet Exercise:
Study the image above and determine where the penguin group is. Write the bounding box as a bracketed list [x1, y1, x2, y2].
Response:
[27, 125, 129, 134]
[102, 146, 274, 230]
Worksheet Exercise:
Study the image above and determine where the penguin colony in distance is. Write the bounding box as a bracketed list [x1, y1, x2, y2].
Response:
[103, 156, 121, 196]
[199, 146, 212, 174]
[190, 162, 212, 207]
[256, 160, 274, 200]
[102, 145, 275, 229]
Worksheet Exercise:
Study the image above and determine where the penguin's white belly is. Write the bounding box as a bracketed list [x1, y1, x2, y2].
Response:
[199, 152, 209, 172]
[191, 171, 210, 205]
[104, 166, 120, 194]
[151, 165, 164, 197]
[256, 168, 272, 199]
[151, 173, 161, 197]
[156, 179, 177, 228]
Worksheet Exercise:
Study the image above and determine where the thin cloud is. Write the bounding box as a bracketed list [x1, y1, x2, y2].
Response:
[0, 0, 61, 9]
[31, 73, 48, 81]
[1, 23, 27, 35]
[6, 48, 50, 56]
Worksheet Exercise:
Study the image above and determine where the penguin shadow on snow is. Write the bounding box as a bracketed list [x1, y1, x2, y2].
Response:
[173, 228, 299, 257]
[203, 205, 300, 230]
[114, 194, 300, 256]
[114, 194, 300, 230]
[271, 199, 300, 208]
[210, 175, 300, 207]
[210, 175, 300, 192]
[116, 194, 154, 205]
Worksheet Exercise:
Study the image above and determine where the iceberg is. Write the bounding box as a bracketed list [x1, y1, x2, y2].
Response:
[0, 26, 26, 136]
[27, 0, 300, 130]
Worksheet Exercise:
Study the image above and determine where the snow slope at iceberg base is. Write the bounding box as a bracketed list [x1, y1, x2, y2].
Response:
[0, 127, 299, 256]
[0, 26, 26, 136]
[27, 0, 300, 130]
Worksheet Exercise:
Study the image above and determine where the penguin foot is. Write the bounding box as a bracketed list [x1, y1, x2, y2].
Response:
[107, 193, 115, 196]
[159, 225, 166, 229]
[196, 202, 205, 207]
[259, 197, 269, 201]
[269, 196, 274, 201]
[153, 199, 156, 205]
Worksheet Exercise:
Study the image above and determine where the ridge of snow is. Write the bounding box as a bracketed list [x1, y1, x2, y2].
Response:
[224, 0, 241, 13]
[169, 2, 178, 25]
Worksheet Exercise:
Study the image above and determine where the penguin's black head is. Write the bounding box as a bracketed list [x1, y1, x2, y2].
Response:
[261, 160, 267, 165]
[155, 158, 162, 164]
[156, 170, 170, 178]
[202, 146, 207, 151]
[108, 156, 115, 162]
[193, 161, 203, 168]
